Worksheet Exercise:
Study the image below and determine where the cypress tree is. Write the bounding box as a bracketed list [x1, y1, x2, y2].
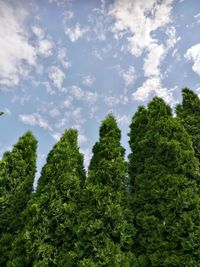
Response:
[128, 106, 148, 190]
[176, 88, 200, 164]
[10, 129, 86, 267]
[128, 97, 200, 266]
[0, 131, 37, 266]
[75, 114, 137, 266]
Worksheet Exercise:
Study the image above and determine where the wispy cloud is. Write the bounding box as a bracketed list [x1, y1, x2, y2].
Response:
[48, 66, 66, 90]
[82, 75, 95, 86]
[32, 25, 54, 57]
[185, 44, 200, 76]
[0, 1, 36, 86]
[19, 113, 52, 131]
[63, 11, 89, 42]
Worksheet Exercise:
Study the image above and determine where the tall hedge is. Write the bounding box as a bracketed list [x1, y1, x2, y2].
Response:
[128, 97, 200, 266]
[176, 88, 200, 165]
[8, 129, 85, 267]
[75, 114, 137, 267]
[0, 131, 37, 266]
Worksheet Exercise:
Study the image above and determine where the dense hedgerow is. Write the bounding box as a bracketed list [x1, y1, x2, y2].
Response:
[0, 89, 200, 267]
[0, 132, 37, 266]
[128, 97, 200, 266]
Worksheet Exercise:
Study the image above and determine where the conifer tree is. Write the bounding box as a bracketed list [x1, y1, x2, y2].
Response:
[10, 129, 86, 267]
[75, 114, 137, 266]
[128, 97, 200, 266]
[128, 106, 148, 189]
[0, 131, 37, 266]
[176, 88, 200, 164]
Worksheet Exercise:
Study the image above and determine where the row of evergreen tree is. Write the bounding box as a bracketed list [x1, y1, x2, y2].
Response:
[0, 88, 200, 267]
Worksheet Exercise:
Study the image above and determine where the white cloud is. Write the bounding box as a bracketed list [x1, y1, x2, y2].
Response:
[32, 26, 54, 57]
[116, 114, 131, 126]
[63, 11, 89, 42]
[80, 148, 92, 168]
[122, 65, 136, 86]
[48, 0, 69, 6]
[11, 95, 30, 105]
[68, 86, 98, 105]
[84, 91, 98, 105]
[109, 0, 176, 103]
[48, 66, 66, 90]
[49, 108, 60, 118]
[51, 132, 61, 141]
[132, 77, 174, 104]
[64, 96, 73, 108]
[19, 113, 52, 131]
[70, 86, 84, 99]
[65, 23, 88, 42]
[38, 39, 53, 57]
[82, 75, 95, 86]
[109, 0, 174, 57]
[185, 44, 200, 76]
[166, 26, 181, 49]
[78, 133, 88, 145]
[143, 44, 165, 77]
[58, 47, 71, 69]
[104, 94, 129, 107]
[0, 1, 36, 86]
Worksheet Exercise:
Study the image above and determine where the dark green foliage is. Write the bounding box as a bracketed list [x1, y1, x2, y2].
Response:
[128, 97, 200, 266]
[176, 88, 200, 164]
[128, 106, 148, 189]
[0, 131, 37, 266]
[0, 112, 4, 116]
[9, 129, 86, 267]
[75, 114, 137, 266]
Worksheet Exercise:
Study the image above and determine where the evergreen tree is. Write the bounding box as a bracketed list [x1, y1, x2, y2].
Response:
[9, 129, 86, 267]
[75, 114, 137, 267]
[176, 88, 200, 164]
[128, 97, 200, 266]
[128, 106, 148, 190]
[0, 131, 37, 266]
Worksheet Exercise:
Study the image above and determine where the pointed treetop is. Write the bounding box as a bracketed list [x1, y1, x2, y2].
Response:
[37, 128, 85, 192]
[45, 128, 78, 164]
[177, 87, 200, 115]
[2, 131, 37, 162]
[99, 113, 121, 140]
[148, 97, 172, 119]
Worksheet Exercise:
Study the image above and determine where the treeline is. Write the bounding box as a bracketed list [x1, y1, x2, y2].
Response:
[0, 88, 200, 267]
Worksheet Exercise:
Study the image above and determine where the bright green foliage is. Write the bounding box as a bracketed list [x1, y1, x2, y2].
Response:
[9, 129, 86, 267]
[128, 97, 200, 266]
[0, 131, 37, 266]
[75, 114, 137, 266]
[176, 88, 200, 164]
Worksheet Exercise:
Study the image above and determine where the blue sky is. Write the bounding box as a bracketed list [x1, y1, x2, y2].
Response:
[1, 0, 200, 185]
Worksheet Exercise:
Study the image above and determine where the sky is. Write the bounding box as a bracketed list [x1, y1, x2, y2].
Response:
[0, 0, 200, 185]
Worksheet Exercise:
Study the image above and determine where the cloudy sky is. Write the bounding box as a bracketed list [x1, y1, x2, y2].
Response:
[1, 0, 200, 184]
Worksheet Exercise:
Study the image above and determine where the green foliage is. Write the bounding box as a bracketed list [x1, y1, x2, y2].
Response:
[0, 131, 37, 266]
[1, 89, 200, 266]
[0, 111, 4, 116]
[75, 114, 137, 266]
[176, 88, 200, 164]
[9, 129, 86, 267]
[128, 97, 200, 266]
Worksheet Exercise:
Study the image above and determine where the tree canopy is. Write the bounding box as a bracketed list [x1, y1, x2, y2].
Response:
[0, 131, 37, 266]
[128, 97, 200, 266]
